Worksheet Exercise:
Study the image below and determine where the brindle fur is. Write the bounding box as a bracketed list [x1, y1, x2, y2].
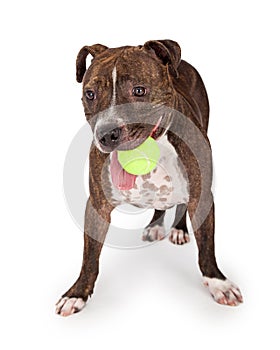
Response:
[58, 40, 227, 312]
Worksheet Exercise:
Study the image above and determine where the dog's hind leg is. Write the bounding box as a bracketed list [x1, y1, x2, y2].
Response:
[168, 204, 190, 245]
[142, 209, 166, 242]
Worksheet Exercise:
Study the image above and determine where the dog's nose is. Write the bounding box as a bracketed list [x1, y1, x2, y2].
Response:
[98, 126, 122, 148]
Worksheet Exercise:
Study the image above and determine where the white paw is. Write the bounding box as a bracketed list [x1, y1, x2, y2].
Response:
[55, 297, 86, 317]
[168, 228, 190, 245]
[203, 277, 243, 306]
[142, 225, 166, 242]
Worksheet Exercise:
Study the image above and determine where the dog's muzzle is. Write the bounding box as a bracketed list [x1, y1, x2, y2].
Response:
[96, 124, 122, 151]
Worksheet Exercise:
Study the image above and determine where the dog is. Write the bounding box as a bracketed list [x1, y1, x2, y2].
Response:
[56, 40, 243, 316]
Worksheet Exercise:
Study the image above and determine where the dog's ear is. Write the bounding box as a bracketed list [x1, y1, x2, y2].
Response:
[144, 40, 181, 77]
[76, 44, 108, 83]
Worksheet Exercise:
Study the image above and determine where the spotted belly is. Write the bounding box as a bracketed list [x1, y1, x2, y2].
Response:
[109, 135, 189, 210]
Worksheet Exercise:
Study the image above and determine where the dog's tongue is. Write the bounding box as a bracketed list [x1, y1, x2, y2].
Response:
[110, 151, 136, 190]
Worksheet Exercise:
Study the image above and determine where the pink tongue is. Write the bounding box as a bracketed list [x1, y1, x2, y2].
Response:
[110, 151, 136, 190]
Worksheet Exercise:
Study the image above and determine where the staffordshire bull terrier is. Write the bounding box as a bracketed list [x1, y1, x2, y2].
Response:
[56, 40, 243, 316]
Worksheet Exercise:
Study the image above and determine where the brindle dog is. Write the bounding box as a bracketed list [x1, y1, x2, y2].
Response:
[56, 40, 243, 316]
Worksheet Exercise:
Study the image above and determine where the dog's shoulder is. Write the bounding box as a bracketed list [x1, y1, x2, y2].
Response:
[172, 59, 210, 132]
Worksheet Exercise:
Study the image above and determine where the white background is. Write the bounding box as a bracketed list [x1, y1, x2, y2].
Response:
[1, 0, 279, 349]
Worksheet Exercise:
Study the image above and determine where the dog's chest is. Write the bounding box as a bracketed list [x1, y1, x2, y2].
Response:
[109, 135, 189, 210]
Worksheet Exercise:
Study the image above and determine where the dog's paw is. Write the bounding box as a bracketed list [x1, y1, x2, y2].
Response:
[142, 225, 166, 242]
[203, 277, 243, 306]
[55, 297, 86, 317]
[168, 228, 190, 245]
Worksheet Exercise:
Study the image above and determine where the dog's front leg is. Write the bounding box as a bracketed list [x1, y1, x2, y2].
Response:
[56, 197, 112, 316]
[169, 132, 243, 306]
[189, 177, 244, 306]
[188, 197, 242, 306]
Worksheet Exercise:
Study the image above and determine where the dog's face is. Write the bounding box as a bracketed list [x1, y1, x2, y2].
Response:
[76, 40, 181, 152]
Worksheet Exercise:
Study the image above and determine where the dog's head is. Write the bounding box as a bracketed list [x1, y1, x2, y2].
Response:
[76, 40, 181, 153]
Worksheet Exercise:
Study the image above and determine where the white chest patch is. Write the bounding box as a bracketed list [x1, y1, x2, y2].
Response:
[109, 135, 189, 210]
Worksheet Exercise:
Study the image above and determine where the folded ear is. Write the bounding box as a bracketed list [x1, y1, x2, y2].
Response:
[144, 40, 181, 77]
[76, 44, 108, 83]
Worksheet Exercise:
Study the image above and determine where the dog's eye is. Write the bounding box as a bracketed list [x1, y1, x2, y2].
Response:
[132, 86, 146, 97]
[85, 90, 95, 100]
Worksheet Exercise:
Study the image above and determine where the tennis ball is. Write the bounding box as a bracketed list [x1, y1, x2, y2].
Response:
[117, 137, 160, 175]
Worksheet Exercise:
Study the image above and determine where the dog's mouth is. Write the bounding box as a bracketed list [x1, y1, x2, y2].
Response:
[110, 151, 137, 190]
[110, 117, 162, 190]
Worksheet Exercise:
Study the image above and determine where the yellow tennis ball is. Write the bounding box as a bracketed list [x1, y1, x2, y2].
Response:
[117, 137, 160, 175]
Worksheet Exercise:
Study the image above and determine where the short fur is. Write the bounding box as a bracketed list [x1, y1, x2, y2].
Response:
[56, 40, 242, 316]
